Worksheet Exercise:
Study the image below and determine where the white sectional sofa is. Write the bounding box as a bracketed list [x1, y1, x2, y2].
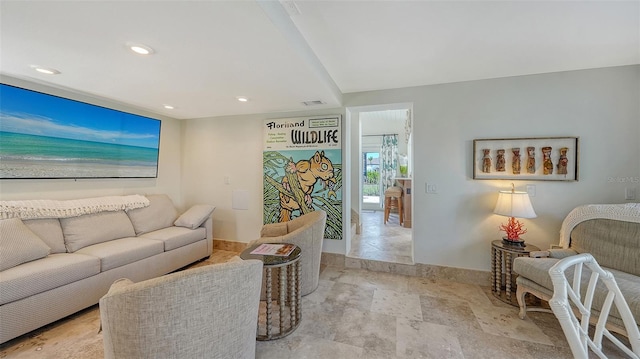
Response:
[0, 194, 215, 344]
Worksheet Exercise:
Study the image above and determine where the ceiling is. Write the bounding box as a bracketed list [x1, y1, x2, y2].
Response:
[1, 1, 638, 120]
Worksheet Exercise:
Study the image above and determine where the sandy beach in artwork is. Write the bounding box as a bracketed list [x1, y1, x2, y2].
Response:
[0, 159, 157, 178]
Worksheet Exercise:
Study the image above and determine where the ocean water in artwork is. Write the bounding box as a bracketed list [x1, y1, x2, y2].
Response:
[0, 131, 159, 178]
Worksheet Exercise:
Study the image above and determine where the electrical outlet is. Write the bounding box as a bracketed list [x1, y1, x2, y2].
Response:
[625, 187, 636, 200]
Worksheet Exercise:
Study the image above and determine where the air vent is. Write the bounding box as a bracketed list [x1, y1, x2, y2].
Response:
[302, 100, 325, 106]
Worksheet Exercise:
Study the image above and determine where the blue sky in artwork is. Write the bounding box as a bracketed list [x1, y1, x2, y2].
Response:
[0, 84, 160, 149]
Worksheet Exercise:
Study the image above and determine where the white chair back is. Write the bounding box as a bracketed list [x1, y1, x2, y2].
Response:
[548, 253, 640, 359]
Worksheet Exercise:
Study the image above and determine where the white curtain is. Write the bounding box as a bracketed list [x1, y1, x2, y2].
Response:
[380, 134, 398, 192]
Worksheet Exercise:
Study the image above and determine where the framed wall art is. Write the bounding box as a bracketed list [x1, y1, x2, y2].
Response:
[0, 83, 161, 179]
[473, 137, 579, 181]
[263, 115, 343, 240]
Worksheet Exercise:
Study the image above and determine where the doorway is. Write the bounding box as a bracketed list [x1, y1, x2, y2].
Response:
[348, 104, 413, 265]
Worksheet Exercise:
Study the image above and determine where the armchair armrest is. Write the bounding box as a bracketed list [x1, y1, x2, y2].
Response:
[260, 222, 288, 237]
[529, 251, 550, 258]
[548, 248, 579, 259]
[252, 235, 285, 244]
[526, 248, 578, 259]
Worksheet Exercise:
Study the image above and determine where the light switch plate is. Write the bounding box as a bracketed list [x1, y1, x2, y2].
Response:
[526, 184, 536, 197]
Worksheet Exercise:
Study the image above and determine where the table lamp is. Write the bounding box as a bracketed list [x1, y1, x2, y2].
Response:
[493, 184, 536, 246]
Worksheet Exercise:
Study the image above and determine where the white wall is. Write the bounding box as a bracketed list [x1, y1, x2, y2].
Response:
[0, 75, 184, 207]
[5, 65, 636, 273]
[344, 65, 640, 271]
[181, 65, 638, 271]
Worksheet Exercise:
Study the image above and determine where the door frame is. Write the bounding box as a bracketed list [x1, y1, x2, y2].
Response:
[346, 102, 414, 263]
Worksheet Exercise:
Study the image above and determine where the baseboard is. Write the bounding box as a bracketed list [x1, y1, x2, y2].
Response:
[321, 253, 490, 286]
[214, 244, 491, 286]
[213, 239, 248, 253]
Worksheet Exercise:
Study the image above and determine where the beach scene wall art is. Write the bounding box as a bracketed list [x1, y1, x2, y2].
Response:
[0, 84, 161, 179]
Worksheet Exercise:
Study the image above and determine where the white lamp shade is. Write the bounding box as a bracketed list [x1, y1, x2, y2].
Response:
[493, 191, 537, 219]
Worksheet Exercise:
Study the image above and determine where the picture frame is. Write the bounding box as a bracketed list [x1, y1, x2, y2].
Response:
[472, 137, 579, 181]
[1, 83, 161, 179]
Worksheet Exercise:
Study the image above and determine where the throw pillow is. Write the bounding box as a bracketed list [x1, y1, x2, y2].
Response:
[0, 218, 51, 271]
[23, 218, 67, 254]
[61, 211, 136, 252]
[174, 205, 216, 230]
[126, 194, 178, 235]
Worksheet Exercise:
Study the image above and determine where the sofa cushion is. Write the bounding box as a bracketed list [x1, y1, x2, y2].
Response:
[140, 226, 207, 251]
[513, 257, 559, 290]
[570, 219, 640, 277]
[60, 211, 136, 253]
[0, 253, 100, 305]
[514, 257, 640, 325]
[23, 218, 66, 254]
[174, 205, 215, 230]
[126, 194, 178, 235]
[75, 237, 164, 271]
[610, 268, 640, 325]
[0, 218, 51, 271]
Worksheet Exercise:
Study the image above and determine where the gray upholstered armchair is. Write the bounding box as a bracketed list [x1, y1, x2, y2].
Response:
[99, 259, 263, 359]
[251, 210, 327, 296]
[513, 204, 640, 338]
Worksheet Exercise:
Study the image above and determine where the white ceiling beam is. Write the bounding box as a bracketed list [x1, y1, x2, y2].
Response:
[257, 0, 343, 106]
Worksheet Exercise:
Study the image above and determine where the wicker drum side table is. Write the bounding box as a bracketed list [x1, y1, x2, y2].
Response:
[240, 243, 302, 340]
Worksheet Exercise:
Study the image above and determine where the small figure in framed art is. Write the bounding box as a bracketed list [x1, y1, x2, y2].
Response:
[542, 146, 553, 175]
[482, 149, 492, 173]
[557, 147, 569, 175]
[512, 148, 521, 175]
[526, 147, 536, 174]
[496, 149, 506, 172]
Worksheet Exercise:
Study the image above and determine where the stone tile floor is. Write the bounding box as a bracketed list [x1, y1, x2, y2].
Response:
[349, 210, 413, 265]
[0, 250, 631, 358]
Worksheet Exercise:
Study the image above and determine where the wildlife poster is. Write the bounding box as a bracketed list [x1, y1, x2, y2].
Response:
[263, 116, 343, 240]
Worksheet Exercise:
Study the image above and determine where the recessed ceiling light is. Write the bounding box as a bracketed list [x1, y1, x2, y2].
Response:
[127, 43, 154, 55]
[30, 65, 60, 75]
[163, 104, 175, 110]
[236, 96, 249, 102]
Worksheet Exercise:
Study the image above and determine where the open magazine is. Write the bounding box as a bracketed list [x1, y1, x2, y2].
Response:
[250, 243, 296, 256]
